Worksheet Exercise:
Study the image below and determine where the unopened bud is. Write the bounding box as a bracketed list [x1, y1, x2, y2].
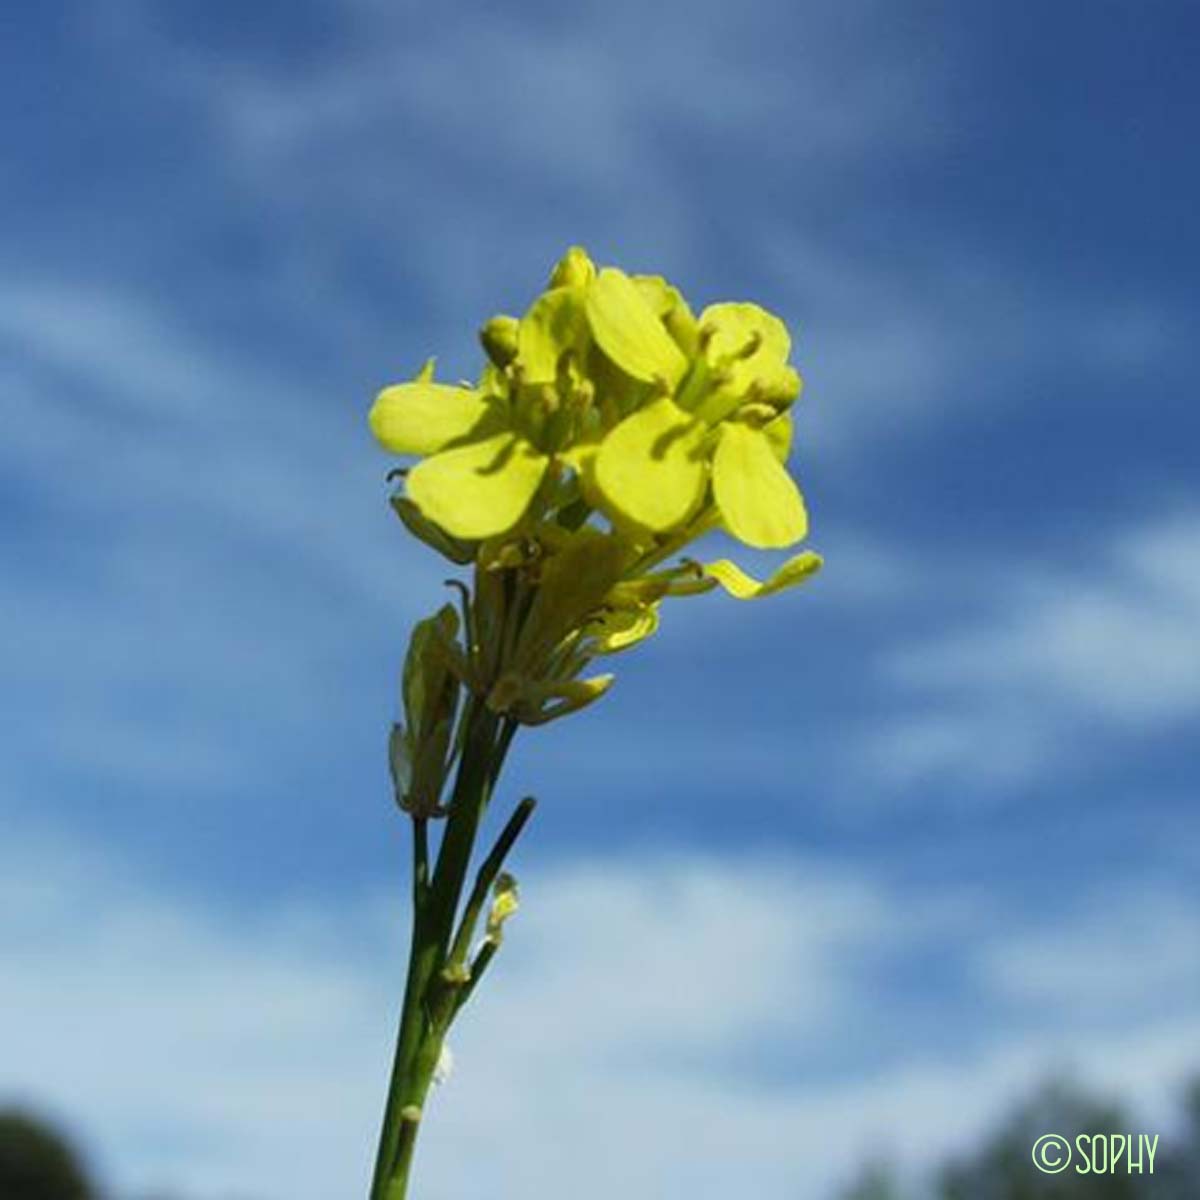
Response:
[549, 246, 596, 290]
[479, 315, 520, 367]
[486, 872, 520, 943]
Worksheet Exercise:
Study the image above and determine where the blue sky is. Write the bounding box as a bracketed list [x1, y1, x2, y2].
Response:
[3, 2, 1199, 1197]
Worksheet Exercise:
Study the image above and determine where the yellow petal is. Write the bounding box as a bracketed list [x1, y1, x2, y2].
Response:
[594, 396, 708, 532]
[369, 382, 493, 455]
[407, 433, 549, 539]
[518, 673, 615, 725]
[586, 268, 689, 387]
[703, 551, 823, 599]
[712, 423, 808, 549]
[634, 274, 700, 358]
[763, 411, 793, 462]
[517, 286, 588, 384]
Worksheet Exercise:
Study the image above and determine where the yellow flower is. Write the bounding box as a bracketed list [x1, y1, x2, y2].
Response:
[369, 361, 551, 540]
[591, 287, 808, 550]
[369, 247, 822, 633]
[369, 253, 604, 541]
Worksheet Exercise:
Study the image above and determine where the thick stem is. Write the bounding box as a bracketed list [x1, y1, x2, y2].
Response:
[369, 822, 438, 1198]
[369, 700, 515, 1200]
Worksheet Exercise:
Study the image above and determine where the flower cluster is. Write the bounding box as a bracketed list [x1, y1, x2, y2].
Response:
[371, 247, 821, 778]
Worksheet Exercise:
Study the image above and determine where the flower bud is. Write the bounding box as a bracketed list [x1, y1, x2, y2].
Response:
[486, 872, 520, 943]
[479, 315, 520, 367]
[549, 245, 596, 290]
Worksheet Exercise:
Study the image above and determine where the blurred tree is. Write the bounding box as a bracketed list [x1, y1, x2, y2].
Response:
[832, 1075, 1200, 1200]
[838, 1161, 907, 1199]
[0, 1109, 95, 1199]
[1151, 1077, 1200, 1199]
[937, 1078, 1143, 1199]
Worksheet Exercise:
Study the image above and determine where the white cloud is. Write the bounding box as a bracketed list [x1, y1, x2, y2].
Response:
[871, 506, 1200, 789]
[0, 274, 456, 798]
[756, 226, 1192, 457]
[76, 0, 968, 420]
[3, 828, 1197, 1200]
[974, 884, 1200, 1020]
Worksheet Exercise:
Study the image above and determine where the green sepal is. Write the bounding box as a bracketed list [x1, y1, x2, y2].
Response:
[390, 496, 479, 565]
[399, 604, 462, 817]
[511, 528, 631, 677]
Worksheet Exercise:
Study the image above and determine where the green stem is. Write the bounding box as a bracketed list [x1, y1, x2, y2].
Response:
[452, 939, 498, 1018]
[445, 795, 536, 974]
[369, 822, 437, 1198]
[369, 699, 517, 1200]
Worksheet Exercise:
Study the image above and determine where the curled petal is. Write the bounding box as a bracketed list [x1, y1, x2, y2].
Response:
[587, 268, 689, 387]
[486, 670, 615, 725]
[594, 396, 708, 533]
[369, 382, 494, 455]
[587, 603, 660, 654]
[712, 422, 808, 549]
[407, 433, 549, 539]
[522, 674, 616, 725]
[703, 551, 823, 599]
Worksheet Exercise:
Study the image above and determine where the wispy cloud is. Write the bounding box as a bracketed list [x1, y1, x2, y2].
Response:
[866, 506, 1200, 790]
[4, 828, 1196, 1199]
[973, 882, 1200, 1021]
[0, 276, 452, 810]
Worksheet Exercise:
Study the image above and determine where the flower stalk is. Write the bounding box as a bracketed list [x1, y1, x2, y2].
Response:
[365, 247, 822, 1197]
[370, 700, 521, 1200]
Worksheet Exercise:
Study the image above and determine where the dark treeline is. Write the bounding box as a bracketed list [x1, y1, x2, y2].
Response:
[0, 1110, 93, 1200]
[839, 1076, 1200, 1200]
[4, 1074, 1198, 1199]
